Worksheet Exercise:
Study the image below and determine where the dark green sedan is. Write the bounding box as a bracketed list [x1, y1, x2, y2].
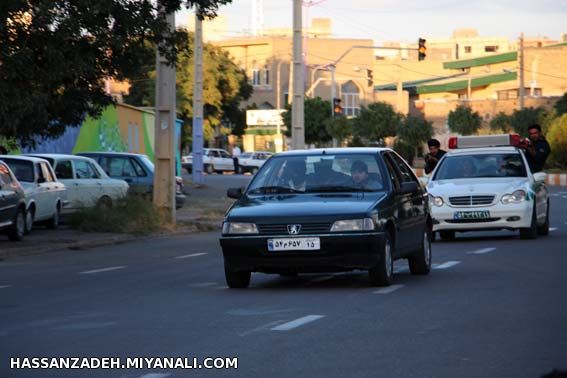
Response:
[220, 148, 432, 288]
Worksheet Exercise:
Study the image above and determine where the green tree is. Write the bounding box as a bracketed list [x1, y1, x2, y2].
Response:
[352, 102, 401, 144]
[447, 104, 482, 135]
[283, 97, 332, 146]
[397, 116, 433, 155]
[325, 116, 353, 146]
[0, 0, 231, 147]
[489, 112, 512, 133]
[510, 107, 547, 137]
[554, 92, 567, 116]
[546, 114, 567, 169]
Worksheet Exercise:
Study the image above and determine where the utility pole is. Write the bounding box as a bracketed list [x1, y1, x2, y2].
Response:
[518, 32, 525, 110]
[153, 1, 176, 223]
[396, 65, 403, 112]
[291, 0, 305, 150]
[192, 7, 205, 185]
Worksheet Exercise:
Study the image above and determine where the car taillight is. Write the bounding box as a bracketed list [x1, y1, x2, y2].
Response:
[448, 137, 458, 149]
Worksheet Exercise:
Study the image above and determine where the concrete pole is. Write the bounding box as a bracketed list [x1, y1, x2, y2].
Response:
[192, 7, 205, 185]
[291, 0, 305, 150]
[396, 65, 403, 112]
[153, 2, 176, 223]
[519, 32, 525, 110]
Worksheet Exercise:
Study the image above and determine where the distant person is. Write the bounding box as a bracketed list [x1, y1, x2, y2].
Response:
[521, 124, 550, 173]
[0, 145, 7, 155]
[232, 145, 241, 174]
[350, 160, 381, 190]
[424, 139, 446, 174]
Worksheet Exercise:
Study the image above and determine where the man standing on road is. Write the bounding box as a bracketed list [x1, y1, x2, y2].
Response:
[424, 139, 446, 174]
[232, 144, 241, 174]
[521, 124, 551, 173]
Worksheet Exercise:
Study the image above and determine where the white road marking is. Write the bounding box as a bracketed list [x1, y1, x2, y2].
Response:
[271, 315, 325, 331]
[0, 285, 12, 289]
[373, 284, 404, 294]
[309, 275, 334, 283]
[175, 253, 208, 259]
[239, 320, 287, 336]
[79, 266, 125, 275]
[138, 374, 171, 378]
[434, 261, 461, 270]
[189, 282, 217, 288]
[549, 227, 558, 232]
[467, 247, 496, 255]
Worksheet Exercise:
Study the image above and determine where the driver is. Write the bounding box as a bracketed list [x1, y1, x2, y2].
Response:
[350, 160, 381, 190]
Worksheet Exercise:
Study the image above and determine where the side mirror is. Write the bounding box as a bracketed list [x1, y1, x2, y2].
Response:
[533, 172, 547, 183]
[399, 181, 419, 194]
[227, 187, 244, 199]
[37, 177, 46, 184]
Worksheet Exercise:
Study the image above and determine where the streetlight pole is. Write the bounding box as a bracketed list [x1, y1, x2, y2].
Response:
[291, 0, 305, 150]
[192, 7, 205, 185]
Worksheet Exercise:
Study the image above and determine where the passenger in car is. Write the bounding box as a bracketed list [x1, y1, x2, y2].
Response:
[350, 160, 382, 190]
[279, 160, 307, 191]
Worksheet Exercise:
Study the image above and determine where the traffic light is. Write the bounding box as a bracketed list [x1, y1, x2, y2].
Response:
[418, 38, 427, 61]
[333, 97, 343, 116]
[366, 69, 373, 87]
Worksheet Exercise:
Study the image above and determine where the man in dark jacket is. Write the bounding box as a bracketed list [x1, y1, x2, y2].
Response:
[424, 139, 446, 174]
[522, 124, 551, 173]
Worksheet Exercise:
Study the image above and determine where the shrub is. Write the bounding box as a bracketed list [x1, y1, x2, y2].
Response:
[546, 114, 567, 169]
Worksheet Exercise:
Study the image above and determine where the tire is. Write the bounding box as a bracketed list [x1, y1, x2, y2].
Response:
[251, 167, 259, 175]
[46, 204, 60, 230]
[369, 231, 394, 287]
[224, 262, 251, 289]
[8, 207, 25, 241]
[97, 196, 112, 209]
[24, 207, 34, 234]
[520, 204, 538, 239]
[205, 164, 214, 174]
[439, 230, 455, 241]
[537, 199, 550, 236]
[408, 230, 432, 275]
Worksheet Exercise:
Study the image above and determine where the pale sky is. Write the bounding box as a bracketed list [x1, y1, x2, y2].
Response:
[177, 0, 567, 43]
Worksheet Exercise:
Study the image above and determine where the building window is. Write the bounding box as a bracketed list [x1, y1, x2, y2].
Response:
[341, 81, 360, 117]
[485, 45, 499, 52]
[264, 66, 270, 85]
[252, 69, 261, 86]
[464, 46, 472, 53]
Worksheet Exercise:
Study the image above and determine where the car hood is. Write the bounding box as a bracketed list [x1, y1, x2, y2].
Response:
[227, 192, 387, 222]
[428, 178, 530, 197]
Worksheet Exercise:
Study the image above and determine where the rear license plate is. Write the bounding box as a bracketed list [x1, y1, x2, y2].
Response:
[268, 237, 320, 251]
[453, 210, 491, 220]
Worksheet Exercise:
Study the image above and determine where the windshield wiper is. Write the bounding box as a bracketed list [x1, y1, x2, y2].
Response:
[307, 185, 374, 193]
[247, 186, 303, 195]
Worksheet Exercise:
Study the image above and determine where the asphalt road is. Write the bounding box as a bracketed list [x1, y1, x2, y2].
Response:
[1, 186, 567, 378]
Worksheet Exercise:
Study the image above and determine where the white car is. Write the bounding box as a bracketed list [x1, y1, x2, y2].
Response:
[238, 151, 273, 174]
[26, 154, 129, 214]
[425, 134, 549, 241]
[182, 148, 234, 174]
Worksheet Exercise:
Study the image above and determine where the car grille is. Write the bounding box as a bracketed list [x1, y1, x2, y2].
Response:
[449, 195, 495, 206]
[445, 218, 501, 224]
[257, 223, 331, 235]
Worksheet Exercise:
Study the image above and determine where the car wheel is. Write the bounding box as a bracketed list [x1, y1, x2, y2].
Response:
[205, 164, 214, 174]
[537, 199, 550, 236]
[408, 230, 432, 275]
[224, 262, 251, 289]
[251, 167, 259, 175]
[369, 231, 393, 287]
[439, 230, 455, 241]
[24, 208, 34, 234]
[97, 196, 112, 209]
[520, 204, 538, 239]
[8, 208, 25, 241]
[46, 204, 60, 230]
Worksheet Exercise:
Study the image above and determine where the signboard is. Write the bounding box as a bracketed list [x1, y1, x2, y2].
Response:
[246, 109, 285, 126]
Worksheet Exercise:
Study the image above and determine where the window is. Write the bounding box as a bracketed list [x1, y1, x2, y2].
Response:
[220, 151, 232, 159]
[434, 153, 527, 180]
[0, 163, 14, 188]
[102, 157, 136, 177]
[341, 81, 360, 117]
[387, 152, 417, 184]
[464, 46, 472, 53]
[485, 45, 499, 52]
[40, 163, 55, 182]
[3, 160, 34, 183]
[55, 160, 73, 179]
[252, 69, 261, 86]
[264, 66, 270, 85]
[74, 160, 97, 179]
[131, 158, 147, 177]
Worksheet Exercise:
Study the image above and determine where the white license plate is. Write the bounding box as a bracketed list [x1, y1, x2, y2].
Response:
[267, 237, 320, 251]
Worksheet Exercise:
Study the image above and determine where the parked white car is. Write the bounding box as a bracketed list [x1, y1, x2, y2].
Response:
[0, 156, 66, 232]
[238, 151, 273, 174]
[182, 148, 235, 174]
[425, 135, 549, 241]
[25, 154, 129, 214]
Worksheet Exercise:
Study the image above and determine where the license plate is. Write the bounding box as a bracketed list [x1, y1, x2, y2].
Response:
[267, 237, 320, 251]
[453, 210, 491, 220]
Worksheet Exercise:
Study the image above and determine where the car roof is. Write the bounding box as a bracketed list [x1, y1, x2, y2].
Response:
[0, 155, 50, 164]
[26, 153, 95, 161]
[445, 146, 520, 156]
[77, 151, 146, 158]
[276, 147, 390, 157]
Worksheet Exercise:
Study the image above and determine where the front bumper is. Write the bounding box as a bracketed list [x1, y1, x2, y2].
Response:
[220, 232, 385, 273]
[431, 202, 533, 232]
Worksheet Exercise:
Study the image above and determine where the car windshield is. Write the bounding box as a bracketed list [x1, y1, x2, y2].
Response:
[247, 153, 385, 194]
[433, 153, 527, 180]
[2, 159, 34, 182]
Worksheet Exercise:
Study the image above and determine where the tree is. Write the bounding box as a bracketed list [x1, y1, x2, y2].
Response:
[489, 112, 512, 133]
[397, 116, 433, 154]
[352, 102, 401, 144]
[283, 97, 332, 146]
[447, 104, 481, 135]
[510, 107, 547, 137]
[0, 0, 231, 147]
[554, 92, 567, 116]
[546, 114, 567, 169]
[325, 116, 353, 146]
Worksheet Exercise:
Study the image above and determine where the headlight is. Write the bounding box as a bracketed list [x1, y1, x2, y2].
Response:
[501, 190, 526, 204]
[222, 222, 258, 235]
[331, 218, 374, 232]
[429, 194, 444, 207]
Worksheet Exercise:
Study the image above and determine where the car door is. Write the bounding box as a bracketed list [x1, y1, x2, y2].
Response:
[101, 156, 140, 193]
[33, 161, 53, 220]
[382, 153, 410, 254]
[208, 150, 220, 170]
[0, 164, 19, 224]
[53, 159, 77, 210]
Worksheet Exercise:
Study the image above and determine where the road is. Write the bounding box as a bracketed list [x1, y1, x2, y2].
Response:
[1, 184, 567, 378]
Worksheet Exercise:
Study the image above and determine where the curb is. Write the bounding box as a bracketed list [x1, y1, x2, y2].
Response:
[412, 168, 567, 186]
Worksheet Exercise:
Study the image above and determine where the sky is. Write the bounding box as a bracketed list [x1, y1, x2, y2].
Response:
[177, 0, 567, 43]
